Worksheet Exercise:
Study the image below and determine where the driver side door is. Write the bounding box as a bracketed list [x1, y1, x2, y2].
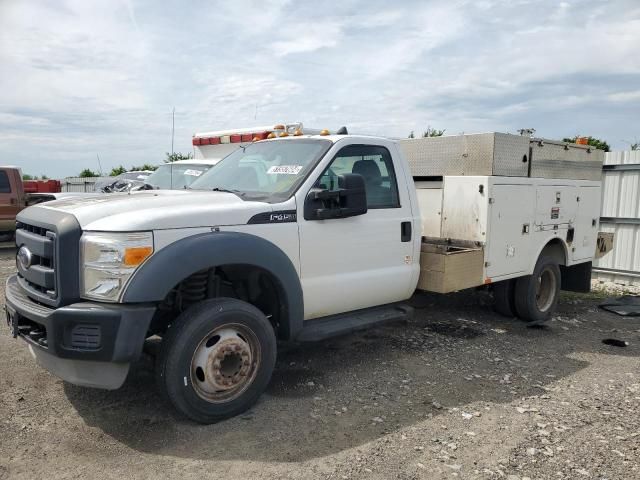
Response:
[297, 143, 416, 320]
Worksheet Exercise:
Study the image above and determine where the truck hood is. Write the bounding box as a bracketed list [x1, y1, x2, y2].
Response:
[34, 190, 272, 231]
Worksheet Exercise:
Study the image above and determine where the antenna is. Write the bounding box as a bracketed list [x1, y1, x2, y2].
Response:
[96, 154, 103, 175]
[171, 107, 175, 155]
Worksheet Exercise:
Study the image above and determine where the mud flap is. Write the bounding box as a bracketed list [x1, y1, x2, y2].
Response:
[560, 262, 592, 293]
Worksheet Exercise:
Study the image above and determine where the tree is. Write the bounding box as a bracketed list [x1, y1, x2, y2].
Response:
[40, 174, 49, 180]
[130, 164, 158, 171]
[110, 165, 127, 176]
[408, 127, 445, 138]
[165, 152, 193, 163]
[22, 174, 34, 180]
[632, 143, 639, 151]
[78, 168, 99, 178]
[423, 126, 445, 137]
[562, 136, 610, 152]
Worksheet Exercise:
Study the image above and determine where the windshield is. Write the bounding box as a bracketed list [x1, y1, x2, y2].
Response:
[145, 163, 214, 190]
[189, 139, 332, 202]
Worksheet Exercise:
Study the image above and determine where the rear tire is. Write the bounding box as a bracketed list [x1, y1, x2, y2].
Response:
[156, 298, 277, 424]
[493, 279, 517, 317]
[514, 256, 561, 324]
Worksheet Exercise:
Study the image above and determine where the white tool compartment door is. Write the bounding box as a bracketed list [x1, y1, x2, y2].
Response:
[486, 184, 536, 278]
[572, 186, 601, 261]
[535, 185, 578, 228]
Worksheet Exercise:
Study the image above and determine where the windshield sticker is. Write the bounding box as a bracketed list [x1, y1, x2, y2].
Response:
[267, 165, 303, 175]
[184, 169, 204, 177]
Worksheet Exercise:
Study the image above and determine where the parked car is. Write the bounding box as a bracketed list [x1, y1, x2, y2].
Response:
[0, 167, 74, 240]
[142, 159, 221, 190]
[93, 171, 153, 193]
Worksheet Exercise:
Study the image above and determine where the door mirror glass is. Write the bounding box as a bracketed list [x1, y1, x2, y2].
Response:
[304, 173, 368, 220]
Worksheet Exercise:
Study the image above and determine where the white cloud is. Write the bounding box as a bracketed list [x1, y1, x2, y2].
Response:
[1, 0, 640, 177]
[607, 90, 640, 102]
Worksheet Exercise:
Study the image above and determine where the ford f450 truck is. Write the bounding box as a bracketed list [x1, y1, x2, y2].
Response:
[5, 131, 610, 423]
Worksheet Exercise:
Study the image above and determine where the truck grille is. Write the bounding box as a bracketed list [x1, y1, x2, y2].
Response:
[16, 221, 57, 302]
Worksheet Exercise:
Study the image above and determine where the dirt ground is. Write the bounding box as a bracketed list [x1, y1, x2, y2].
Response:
[1, 249, 639, 480]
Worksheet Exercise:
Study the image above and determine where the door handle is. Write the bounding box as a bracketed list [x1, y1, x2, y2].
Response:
[401, 221, 412, 242]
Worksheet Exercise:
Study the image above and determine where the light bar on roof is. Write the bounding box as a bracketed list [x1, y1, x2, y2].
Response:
[192, 131, 271, 146]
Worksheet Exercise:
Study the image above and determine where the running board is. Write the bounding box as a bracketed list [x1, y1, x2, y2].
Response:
[296, 304, 413, 342]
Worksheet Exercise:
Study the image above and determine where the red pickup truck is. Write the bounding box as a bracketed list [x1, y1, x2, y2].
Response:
[0, 167, 61, 241]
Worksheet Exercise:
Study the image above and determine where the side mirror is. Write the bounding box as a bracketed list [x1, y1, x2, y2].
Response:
[304, 173, 368, 220]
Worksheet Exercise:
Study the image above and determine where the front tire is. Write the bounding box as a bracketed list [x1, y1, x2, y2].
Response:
[514, 256, 561, 324]
[156, 298, 277, 423]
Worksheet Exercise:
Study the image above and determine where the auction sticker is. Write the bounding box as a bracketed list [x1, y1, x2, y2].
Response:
[184, 169, 204, 177]
[267, 165, 303, 175]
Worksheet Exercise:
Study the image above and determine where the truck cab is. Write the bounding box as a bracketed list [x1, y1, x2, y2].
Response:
[0, 167, 26, 238]
[5, 132, 607, 423]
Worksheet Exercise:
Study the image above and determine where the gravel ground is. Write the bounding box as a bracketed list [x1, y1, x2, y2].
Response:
[1, 249, 639, 480]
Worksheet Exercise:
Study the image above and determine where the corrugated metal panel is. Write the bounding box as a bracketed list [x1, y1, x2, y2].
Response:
[61, 176, 110, 192]
[593, 150, 640, 286]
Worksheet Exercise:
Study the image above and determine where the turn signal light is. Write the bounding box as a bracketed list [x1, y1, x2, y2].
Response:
[267, 132, 277, 139]
[123, 246, 153, 267]
[319, 129, 330, 136]
[279, 132, 289, 137]
[293, 129, 303, 136]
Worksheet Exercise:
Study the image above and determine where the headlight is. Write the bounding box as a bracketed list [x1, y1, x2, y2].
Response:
[80, 231, 154, 302]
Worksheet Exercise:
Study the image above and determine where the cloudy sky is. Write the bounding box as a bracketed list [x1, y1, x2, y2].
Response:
[1, 0, 639, 177]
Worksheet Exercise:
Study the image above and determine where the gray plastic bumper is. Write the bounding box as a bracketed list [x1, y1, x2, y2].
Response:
[5, 274, 156, 389]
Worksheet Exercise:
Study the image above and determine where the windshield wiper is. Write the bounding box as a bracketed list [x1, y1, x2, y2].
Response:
[211, 187, 246, 197]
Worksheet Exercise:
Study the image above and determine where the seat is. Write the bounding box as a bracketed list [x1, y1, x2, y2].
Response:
[352, 160, 390, 207]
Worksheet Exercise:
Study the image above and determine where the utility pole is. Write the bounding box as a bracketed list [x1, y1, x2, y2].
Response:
[96, 154, 103, 175]
[171, 107, 175, 155]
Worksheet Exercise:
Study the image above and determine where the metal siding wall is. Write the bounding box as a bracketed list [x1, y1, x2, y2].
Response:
[61, 176, 110, 192]
[593, 150, 640, 285]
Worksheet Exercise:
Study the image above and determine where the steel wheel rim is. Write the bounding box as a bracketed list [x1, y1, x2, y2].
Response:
[535, 266, 556, 312]
[190, 323, 261, 403]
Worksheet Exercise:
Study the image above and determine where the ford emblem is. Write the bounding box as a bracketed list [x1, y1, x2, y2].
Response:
[17, 245, 33, 270]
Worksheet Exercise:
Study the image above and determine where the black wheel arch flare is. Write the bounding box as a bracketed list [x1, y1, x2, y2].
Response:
[122, 231, 304, 340]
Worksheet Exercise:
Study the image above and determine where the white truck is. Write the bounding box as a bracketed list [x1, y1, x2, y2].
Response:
[5, 130, 609, 423]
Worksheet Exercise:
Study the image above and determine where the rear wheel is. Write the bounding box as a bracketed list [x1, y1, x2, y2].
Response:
[156, 297, 277, 423]
[493, 279, 517, 317]
[514, 256, 561, 324]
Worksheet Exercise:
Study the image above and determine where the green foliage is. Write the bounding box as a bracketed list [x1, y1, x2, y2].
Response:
[630, 141, 639, 151]
[408, 127, 445, 138]
[130, 164, 157, 172]
[78, 168, 99, 178]
[422, 126, 445, 137]
[22, 174, 49, 180]
[165, 152, 193, 163]
[109, 165, 127, 176]
[562, 136, 610, 152]
[109, 164, 157, 176]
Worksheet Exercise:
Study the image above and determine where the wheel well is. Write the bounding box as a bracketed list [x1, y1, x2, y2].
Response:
[540, 238, 567, 266]
[150, 264, 289, 340]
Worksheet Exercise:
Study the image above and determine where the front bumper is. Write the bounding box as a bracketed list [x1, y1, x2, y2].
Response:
[5, 274, 156, 389]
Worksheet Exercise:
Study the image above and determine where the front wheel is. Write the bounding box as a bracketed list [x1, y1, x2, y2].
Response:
[514, 256, 561, 324]
[156, 298, 277, 423]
